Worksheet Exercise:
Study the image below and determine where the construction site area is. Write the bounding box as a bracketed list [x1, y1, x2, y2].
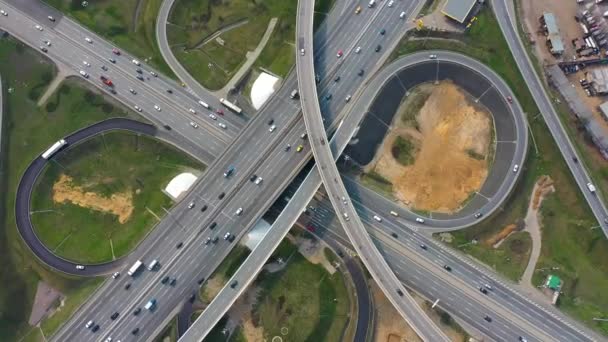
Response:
[364, 81, 495, 214]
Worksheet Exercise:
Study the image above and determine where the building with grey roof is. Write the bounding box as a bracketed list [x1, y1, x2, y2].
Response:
[588, 68, 608, 94]
[542, 12, 565, 55]
[441, 0, 477, 24]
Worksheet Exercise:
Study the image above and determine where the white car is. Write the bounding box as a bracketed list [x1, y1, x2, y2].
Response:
[132, 59, 141, 66]
[82, 60, 91, 67]
[188, 108, 196, 114]
[300, 48, 305, 56]
[85, 320, 94, 328]
[47, 15, 55, 21]
[513, 164, 519, 172]
[0, 10, 7, 16]
[85, 37, 92, 43]
[209, 113, 217, 120]
[235, 207, 243, 216]
[355, 46, 362, 54]
[44, 40, 51, 46]
[223, 232, 231, 240]
[388, 0, 394, 7]
[129, 88, 137, 95]
[154, 105, 161, 111]
[112, 272, 120, 279]
[269, 124, 276, 132]
[190, 121, 199, 129]
[79, 70, 89, 78]
[150, 71, 158, 77]
[415, 217, 425, 224]
[373, 215, 382, 222]
[35, 25, 43, 31]
[429, 54, 437, 59]
[399, 11, 406, 19]
[134, 105, 142, 112]
[255, 177, 263, 185]
[188, 201, 195, 209]
[390, 210, 399, 217]
[218, 122, 227, 129]
[345, 95, 352, 102]
[76, 265, 85, 270]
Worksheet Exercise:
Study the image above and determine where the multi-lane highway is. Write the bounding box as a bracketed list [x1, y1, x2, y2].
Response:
[43, 1, 425, 341]
[297, 0, 449, 339]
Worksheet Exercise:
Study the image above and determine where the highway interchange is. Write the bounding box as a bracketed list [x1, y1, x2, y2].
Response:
[1, 0, 607, 341]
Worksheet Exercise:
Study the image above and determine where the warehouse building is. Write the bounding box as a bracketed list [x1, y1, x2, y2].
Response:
[541, 12, 565, 55]
[588, 68, 608, 95]
[441, 0, 478, 24]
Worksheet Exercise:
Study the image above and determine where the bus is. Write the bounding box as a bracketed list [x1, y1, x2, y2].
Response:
[198, 100, 210, 109]
[127, 260, 144, 276]
[41, 139, 67, 159]
[220, 98, 242, 114]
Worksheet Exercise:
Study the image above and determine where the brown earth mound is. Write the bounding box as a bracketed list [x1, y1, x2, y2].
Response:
[373, 81, 493, 213]
[52, 174, 134, 223]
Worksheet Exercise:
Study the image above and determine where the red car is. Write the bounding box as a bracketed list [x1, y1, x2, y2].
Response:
[112, 48, 121, 55]
[306, 224, 315, 232]
[336, 49, 343, 58]
[100, 75, 113, 87]
[506, 96, 513, 104]
[216, 108, 224, 115]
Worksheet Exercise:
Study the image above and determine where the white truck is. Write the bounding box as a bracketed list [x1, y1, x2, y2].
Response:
[127, 260, 144, 276]
[587, 182, 596, 193]
[144, 299, 157, 311]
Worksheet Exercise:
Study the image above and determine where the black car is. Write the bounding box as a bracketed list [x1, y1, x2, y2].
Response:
[201, 204, 208, 212]
[419, 244, 427, 250]
[212, 236, 219, 244]
[484, 315, 492, 322]
[396, 289, 404, 296]
[218, 192, 225, 200]
[124, 283, 131, 290]
[479, 287, 488, 294]
[315, 74, 320, 84]
[40, 46, 48, 53]
[136, 68, 143, 74]
[391, 232, 398, 238]
[268, 119, 274, 125]
[573, 156, 578, 163]
[176, 242, 183, 249]
[325, 94, 332, 100]
[163, 125, 172, 130]
[230, 280, 238, 288]
[443, 265, 452, 271]
[375, 45, 381, 52]
[285, 144, 291, 151]
[101, 65, 108, 71]
[167, 89, 173, 94]
[133, 307, 141, 316]
[334, 76, 340, 82]
[250, 174, 258, 182]
[161, 276, 170, 284]
[132, 328, 140, 335]
[108, 57, 116, 63]
[197, 277, 205, 285]
[110, 312, 119, 320]
[92, 325, 100, 332]
[189, 293, 196, 303]
[170, 277, 177, 286]
[209, 222, 217, 229]
[204, 237, 211, 245]
[358, 69, 364, 76]
[228, 235, 236, 243]
[136, 75, 144, 81]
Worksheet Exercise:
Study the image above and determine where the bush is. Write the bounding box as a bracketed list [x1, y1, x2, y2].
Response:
[45, 101, 58, 113]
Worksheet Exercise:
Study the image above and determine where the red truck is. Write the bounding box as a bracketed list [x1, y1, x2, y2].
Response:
[100, 75, 113, 87]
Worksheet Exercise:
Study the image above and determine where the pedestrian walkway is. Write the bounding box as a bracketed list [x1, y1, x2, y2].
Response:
[37, 68, 70, 106]
[218, 18, 278, 97]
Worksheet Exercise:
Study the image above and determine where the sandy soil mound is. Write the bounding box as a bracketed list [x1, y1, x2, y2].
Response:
[373, 82, 493, 213]
[52, 174, 134, 223]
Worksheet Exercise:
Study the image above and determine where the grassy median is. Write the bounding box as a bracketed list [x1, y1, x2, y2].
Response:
[391, 8, 608, 335]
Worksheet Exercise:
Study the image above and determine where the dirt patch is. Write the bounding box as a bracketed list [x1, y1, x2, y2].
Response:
[28, 281, 62, 326]
[295, 236, 336, 274]
[370, 81, 493, 213]
[226, 287, 264, 341]
[52, 174, 134, 223]
[201, 276, 225, 303]
[372, 282, 466, 342]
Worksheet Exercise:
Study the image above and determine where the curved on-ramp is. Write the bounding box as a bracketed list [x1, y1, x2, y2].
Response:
[15, 118, 157, 276]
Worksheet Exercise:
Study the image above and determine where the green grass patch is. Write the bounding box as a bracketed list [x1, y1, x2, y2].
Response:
[252, 242, 350, 341]
[43, 0, 175, 78]
[391, 135, 416, 166]
[359, 171, 394, 199]
[216, 245, 251, 280]
[393, 8, 608, 334]
[0, 37, 144, 341]
[30, 130, 204, 263]
[152, 316, 178, 342]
